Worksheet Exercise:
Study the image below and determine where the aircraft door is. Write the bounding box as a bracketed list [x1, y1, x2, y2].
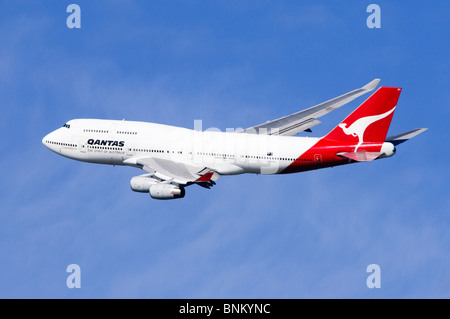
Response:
[126, 145, 133, 157]
[79, 137, 87, 153]
[314, 154, 322, 163]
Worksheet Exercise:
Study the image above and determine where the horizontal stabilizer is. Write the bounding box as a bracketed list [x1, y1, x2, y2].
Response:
[386, 128, 428, 146]
[337, 151, 382, 162]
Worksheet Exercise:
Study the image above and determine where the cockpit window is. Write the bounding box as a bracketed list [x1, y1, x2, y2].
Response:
[63, 123, 70, 129]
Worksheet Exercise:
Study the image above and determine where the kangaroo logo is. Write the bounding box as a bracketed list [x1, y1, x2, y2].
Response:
[339, 107, 395, 152]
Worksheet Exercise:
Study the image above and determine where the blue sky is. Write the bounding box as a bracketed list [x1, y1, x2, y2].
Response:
[0, 0, 449, 298]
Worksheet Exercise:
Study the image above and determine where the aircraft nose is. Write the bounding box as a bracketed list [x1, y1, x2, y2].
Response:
[42, 134, 48, 145]
[42, 130, 59, 152]
[42, 133, 50, 148]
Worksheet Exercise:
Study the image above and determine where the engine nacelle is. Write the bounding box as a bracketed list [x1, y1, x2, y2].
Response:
[149, 184, 185, 200]
[130, 175, 156, 193]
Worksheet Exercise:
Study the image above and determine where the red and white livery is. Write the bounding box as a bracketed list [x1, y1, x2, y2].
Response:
[43, 79, 427, 199]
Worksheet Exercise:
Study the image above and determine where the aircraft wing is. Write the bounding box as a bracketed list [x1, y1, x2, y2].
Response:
[242, 78, 381, 136]
[125, 157, 220, 188]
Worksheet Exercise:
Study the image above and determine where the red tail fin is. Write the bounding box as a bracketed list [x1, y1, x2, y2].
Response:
[324, 87, 401, 146]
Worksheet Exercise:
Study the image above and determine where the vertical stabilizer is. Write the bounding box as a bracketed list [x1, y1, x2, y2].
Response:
[324, 87, 401, 151]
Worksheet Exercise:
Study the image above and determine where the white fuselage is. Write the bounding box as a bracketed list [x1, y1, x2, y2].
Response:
[42, 119, 319, 175]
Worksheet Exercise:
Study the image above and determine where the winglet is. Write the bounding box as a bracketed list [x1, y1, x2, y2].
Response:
[362, 78, 381, 91]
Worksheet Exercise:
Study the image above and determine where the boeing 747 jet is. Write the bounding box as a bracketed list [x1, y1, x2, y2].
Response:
[42, 79, 427, 199]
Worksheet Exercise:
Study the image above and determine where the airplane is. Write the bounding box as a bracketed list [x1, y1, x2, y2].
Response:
[42, 79, 427, 200]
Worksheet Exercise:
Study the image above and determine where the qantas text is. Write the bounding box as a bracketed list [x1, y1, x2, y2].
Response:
[87, 139, 125, 147]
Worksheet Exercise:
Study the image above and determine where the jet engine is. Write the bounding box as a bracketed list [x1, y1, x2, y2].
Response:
[130, 175, 185, 199]
[130, 175, 155, 193]
[149, 184, 185, 200]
